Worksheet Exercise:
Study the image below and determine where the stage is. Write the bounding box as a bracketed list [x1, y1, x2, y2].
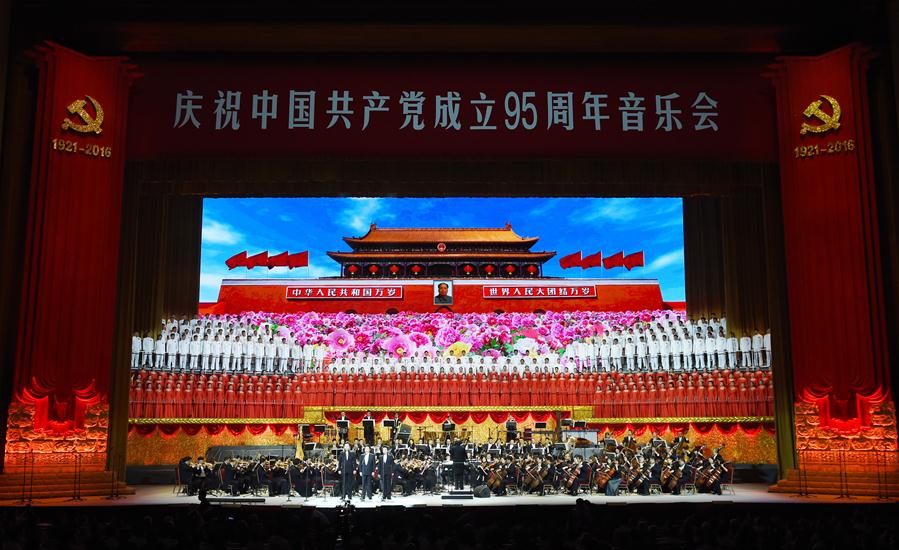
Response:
[3, 484, 893, 508]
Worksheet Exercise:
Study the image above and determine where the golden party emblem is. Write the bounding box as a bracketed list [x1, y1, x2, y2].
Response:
[800, 94, 841, 136]
[61, 95, 104, 135]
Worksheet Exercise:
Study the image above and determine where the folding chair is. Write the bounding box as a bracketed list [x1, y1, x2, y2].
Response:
[720, 464, 736, 495]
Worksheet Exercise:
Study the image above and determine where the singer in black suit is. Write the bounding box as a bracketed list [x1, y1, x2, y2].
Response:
[337, 443, 357, 500]
[449, 439, 468, 490]
[377, 447, 395, 500]
[358, 447, 376, 500]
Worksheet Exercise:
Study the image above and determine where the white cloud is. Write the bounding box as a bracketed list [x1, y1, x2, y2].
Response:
[279, 215, 293, 222]
[339, 197, 395, 233]
[644, 248, 684, 273]
[202, 218, 243, 246]
[569, 198, 642, 224]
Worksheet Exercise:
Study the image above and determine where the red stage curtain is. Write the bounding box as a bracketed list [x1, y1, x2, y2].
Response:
[271, 425, 289, 436]
[158, 424, 180, 437]
[133, 425, 157, 437]
[406, 412, 428, 424]
[450, 412, 470, 425]
[489, 412, 508, 423]
[771, 46, 892, 429]
[429, 412, 450, 424]
[247, 424, 268, 436]
[511, 412, 531, 423]
[470, 412, 489, 424]
[530, 411, 552, 422]
[181, 424, 203, 436]
[225, 424, 244, 436]
[691, 422, 716, 434]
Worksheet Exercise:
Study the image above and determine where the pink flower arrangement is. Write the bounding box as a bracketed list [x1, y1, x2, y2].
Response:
[234, 309, 683, 359]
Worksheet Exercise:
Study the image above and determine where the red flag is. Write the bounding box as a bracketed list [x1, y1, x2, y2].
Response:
[225, 251, 247, 270]
[246, 251, 269, 269]
[288, 251, 309, 268]
[581, 250, 603, 269]
[559, 251, 582, 269]
[603, 251, 624, 269]
[267, 251, 289, 269]
[623, 251, 644, 270]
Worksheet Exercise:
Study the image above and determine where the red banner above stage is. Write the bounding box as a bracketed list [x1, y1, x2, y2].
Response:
[126, 58, 776, 160]
[286, 286, 404, 300]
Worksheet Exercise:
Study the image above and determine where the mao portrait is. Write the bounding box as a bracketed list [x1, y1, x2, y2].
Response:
[433, 281, 453, 305]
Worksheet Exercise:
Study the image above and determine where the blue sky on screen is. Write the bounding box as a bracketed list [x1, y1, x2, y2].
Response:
[200, 197, 685, 303]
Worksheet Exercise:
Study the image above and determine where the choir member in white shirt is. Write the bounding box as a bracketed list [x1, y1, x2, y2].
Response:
[751, 331, 763, 369]
[263, 338, 276, 372]
[623, 338, 635, 371]
[178, 336, 190, 370]
[189, 335, 202, 371]
[659, 335, 670, 371]
[763, 329, 772, 368]
[251, 337, 263, 372]
[681, 335, 693, 371]
[211, 335, 222, 371]
[715, 331, 727, 370]
[201, 336, 213, 371]
[599, 339, 611, 372]
[131, 333, 142, 369]
[290, 340, 302, 372]
[141, 334, 155, 367]
[636, 337, 648, 371]
[694, 335, 706, 371]
[726, 332, 738, 369]
[739, 334, 752, 369]
[153, 334, 165, 369]
[222, 336, 233, 371]
[166, 334, 178, 370]
[670, 334, 682, 371]
[611, 339, 623, 371]
[647, 336, 660, 371]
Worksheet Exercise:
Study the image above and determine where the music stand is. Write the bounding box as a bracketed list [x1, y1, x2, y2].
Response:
[442, 422, 456, 433]
[382, 419, 396, 429]
[534, 421, 548, 430]
[336, 420, 349, 444]
[573, 420, 587, 429]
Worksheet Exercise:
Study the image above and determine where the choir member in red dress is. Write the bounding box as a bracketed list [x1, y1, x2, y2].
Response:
[510, 373, 521, 407]
[334, 375, 346, 408]
[684, 379, 696, 418]
[324, 374, 336, 407]
[737, 382, 750, 416]
[221, 382, 234, 418]
[488, 373, 500, 407]
[162, 381, 176, 418]
[474, 373, 486, 407]
[657, 383, 669, 417]
[273, 383, 284, 418]
[130, 380, 143, 419]
[499, 374, 510, 407]
[253, 383, 264, 418]
[439, 373, 451, 406]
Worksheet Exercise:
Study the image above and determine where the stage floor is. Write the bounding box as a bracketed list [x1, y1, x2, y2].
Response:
[3, 484, 895, 507]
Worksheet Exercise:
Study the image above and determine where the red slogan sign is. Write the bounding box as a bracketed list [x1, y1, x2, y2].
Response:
[286, 286, 404, 300]
[482, 285, 597, 299]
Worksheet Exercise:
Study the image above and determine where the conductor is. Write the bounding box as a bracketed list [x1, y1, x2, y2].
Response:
[449, 439, 467, 490]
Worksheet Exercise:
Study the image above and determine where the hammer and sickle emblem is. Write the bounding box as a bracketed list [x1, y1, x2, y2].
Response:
[800, 94, 841, 136]
[61, 95, 104, 135]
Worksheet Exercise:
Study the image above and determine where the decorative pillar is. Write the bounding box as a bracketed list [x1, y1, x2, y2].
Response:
[770, 44, 896, 469]
[4, 43, 137, 468]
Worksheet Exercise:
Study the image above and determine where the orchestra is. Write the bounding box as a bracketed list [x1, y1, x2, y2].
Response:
[176, 434, 730, 501]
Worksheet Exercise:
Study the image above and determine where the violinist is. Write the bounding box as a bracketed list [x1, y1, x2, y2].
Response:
[188, 456, 213, 498]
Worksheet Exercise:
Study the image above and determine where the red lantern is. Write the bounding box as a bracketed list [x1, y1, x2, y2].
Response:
[368, 265, 379, 274]
[504, 265, 516, 274]
[484, 265, 495, 275]
[463, 264, 474, 275]
[410, 265, 422, 275]
[389, 265, 400, 274]
[526, 265, 538, 274]
[347, 265, 359, 275]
